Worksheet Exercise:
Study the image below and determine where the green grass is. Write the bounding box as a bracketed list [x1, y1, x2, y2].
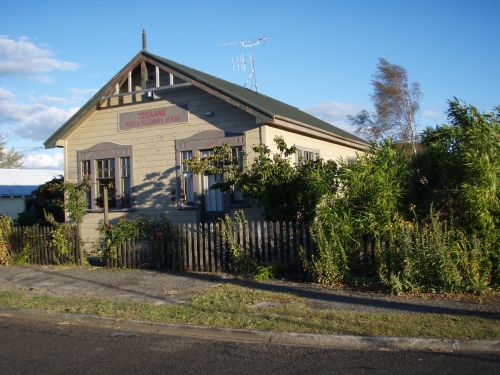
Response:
[0, 285, 498, 340]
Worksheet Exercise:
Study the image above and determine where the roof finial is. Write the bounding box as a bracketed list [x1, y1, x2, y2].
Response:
[142, 29, 147, 51]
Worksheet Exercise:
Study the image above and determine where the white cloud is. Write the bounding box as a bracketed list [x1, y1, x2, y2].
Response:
[0, 87, 79, 141]
[422, 109, 444, 122]
[305, 101, 362, 125]
[67, 87, 97, 97]
[0, 36, 79, 80]
[22, 150, 64, 170]
[0, 87, 15, 99]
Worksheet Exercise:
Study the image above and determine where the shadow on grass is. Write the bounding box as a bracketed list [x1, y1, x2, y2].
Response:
[180, 272, 500, 319]
[18, 265, 500, 320]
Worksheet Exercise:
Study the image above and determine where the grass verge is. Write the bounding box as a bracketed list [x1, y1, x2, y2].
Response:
[0, 284, 498, 340]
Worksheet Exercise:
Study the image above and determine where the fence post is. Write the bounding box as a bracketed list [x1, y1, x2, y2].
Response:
[186, 223, 192, 271]
[42, 226, 48, 265]
[180, 223, 186, 271]
[249, 221, 255, 261]
[209, 223, 215, 272]
[203, 222, 209, 272]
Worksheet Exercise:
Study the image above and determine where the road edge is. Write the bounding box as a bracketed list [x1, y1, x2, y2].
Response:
[1, 306, 498, 353]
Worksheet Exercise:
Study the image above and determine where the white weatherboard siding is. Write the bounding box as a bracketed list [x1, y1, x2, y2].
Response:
[264, 125, 360, 162]
[0, 198, 25, 220]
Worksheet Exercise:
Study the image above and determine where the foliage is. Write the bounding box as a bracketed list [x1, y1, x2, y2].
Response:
[413, 99, 499, 284]
[0, 133, 23, 168]
[100, 220, 139, 260]
[44, 211, 73, 262]
[219, 211, 256, 275]
[17, 176, 65, 226]
[304, 194, 352, 284]
[338, 139, 412, 234]
[414, 100, 499, 235]
[306, 140, 411, 284]
[63, 180, 90, 224]
[307, 100, 498, 293]
[185, 136, 339, 223]
[377, 213, 490, 294]
[14, 225, 40, 265]
[99, 215, 172, 262]
[254, 263, 280, 281]
[0, 214, 14, 265]
[349, 58, 421, 153]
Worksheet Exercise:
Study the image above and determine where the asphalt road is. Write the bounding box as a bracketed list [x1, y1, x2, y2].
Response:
[0, 315, 499, 375]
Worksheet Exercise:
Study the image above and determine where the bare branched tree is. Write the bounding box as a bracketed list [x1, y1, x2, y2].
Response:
[349, 58, 421, 154]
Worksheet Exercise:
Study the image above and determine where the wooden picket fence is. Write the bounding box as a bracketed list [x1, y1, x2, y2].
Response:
[108, 221, 314, 272]
[10, 226, 83, 265]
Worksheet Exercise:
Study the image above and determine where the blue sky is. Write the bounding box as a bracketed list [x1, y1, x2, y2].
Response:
[1, 0, 498, 169]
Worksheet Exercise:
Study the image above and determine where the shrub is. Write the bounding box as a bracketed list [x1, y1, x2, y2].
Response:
[377, 212, 490, 294]
[304, 195, 352, 284]
[254, 263, 280, 281]
[0, 214, 13, 265]
[99, 215, 172, 264]
[219, 211, 256, 275]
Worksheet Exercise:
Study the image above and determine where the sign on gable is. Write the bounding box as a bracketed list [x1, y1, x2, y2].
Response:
[118, 105, 188, 131]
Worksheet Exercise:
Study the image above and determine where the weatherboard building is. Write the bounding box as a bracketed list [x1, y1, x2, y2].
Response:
[45, 34, 368, 248]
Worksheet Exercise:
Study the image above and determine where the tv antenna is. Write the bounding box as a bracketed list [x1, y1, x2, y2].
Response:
[218, 36, 268, 92]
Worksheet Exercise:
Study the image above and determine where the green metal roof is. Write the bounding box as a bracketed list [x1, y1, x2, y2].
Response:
[45, 51, 367, 148]
[145, 51, 366, 144]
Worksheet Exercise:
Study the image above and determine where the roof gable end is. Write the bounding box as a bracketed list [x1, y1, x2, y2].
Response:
[45, 51, 368, 149]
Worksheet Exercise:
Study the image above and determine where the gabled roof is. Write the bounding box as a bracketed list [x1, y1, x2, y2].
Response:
[45, 51, 368, 148]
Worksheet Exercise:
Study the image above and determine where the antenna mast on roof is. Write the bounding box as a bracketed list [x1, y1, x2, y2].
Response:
[218, 36, 268, 92]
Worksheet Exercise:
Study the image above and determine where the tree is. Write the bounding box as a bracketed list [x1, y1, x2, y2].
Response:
[185, 137, 339, 223]
[413, 99, 499, 239]
[17, 176, 65, 226]
[0, 133, 23, 168]
[349, 58, 421, 154]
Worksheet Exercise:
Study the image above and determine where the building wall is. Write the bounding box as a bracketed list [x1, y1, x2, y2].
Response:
[263, 125, 361, 162]
[0, 198, 25, 220]
[63, 85, 363, 251]
[64, 85, 259, 250]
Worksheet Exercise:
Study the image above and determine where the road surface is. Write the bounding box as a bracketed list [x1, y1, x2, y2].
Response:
[0, 314, 498, 374]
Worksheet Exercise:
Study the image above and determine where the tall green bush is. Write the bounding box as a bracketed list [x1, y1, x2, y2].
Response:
[377, 213, 490, 294]
[0, 214, 13, 265]
[307, 100, 497, 292]
[307, 139, 411, 284]
[414, 99, 499, 284]
[305, 195, 353, 284]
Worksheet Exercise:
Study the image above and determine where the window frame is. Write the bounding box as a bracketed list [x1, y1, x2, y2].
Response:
[180, 150, 194, 204]
[296, 145, 320, 164]
[77, 142, 133, 211]
[175, 130, 249, 210]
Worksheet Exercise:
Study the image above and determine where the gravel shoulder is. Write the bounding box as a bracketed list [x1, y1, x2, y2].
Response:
[0, 265, 498, 317]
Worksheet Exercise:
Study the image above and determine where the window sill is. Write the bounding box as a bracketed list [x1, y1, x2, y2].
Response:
[87, 208, 137, 213]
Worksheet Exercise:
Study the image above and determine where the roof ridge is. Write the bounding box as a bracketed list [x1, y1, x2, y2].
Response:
[143, 51, 367, 145]
[45, 50, 368, 148]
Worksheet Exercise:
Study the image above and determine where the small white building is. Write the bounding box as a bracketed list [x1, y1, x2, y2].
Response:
[0, 169, 63, 220]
